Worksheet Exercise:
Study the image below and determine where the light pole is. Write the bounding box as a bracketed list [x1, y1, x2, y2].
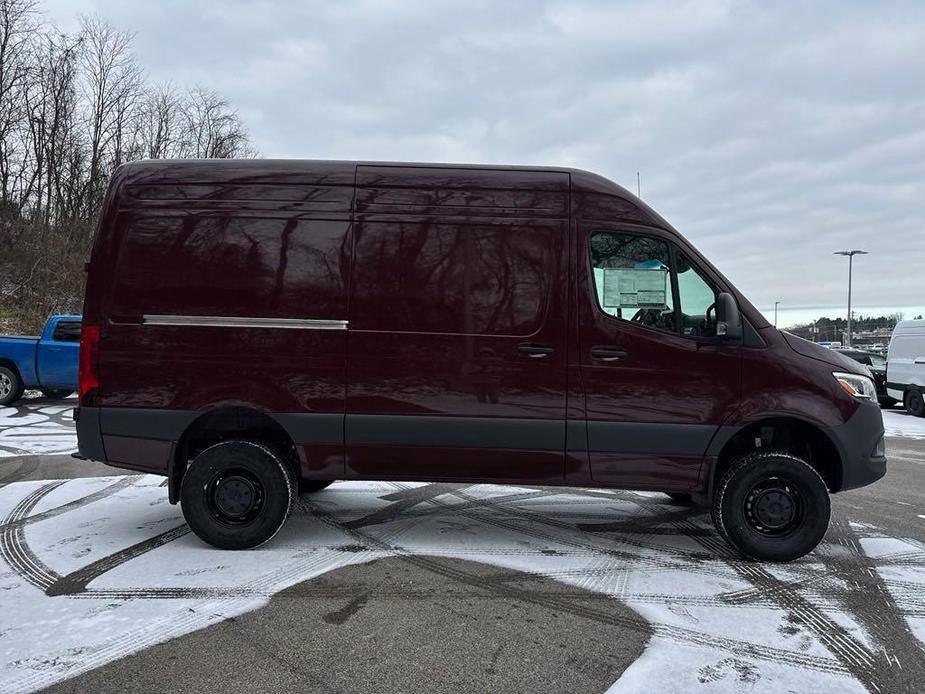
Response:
[833, 250, 868, 347]
[774, 301, 780, 328]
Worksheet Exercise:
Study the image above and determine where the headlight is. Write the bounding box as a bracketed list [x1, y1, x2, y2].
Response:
[833, 372, 876, 400]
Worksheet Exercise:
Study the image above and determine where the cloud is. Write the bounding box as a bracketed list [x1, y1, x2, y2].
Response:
[43, 0, 925, 314]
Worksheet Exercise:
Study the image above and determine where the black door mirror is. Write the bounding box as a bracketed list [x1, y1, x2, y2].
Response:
[716, 292, 742, 341]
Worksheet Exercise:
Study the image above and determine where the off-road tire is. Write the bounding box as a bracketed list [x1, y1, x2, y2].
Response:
[0, 366, 24, 407]
[712, 451, 830, 562]
[180, 440, 295, 550]
[904, 388, 925, 418]
[299, 479, 334, 494]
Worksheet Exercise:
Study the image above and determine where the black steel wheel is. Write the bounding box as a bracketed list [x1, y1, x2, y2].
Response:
[712, 451, 830, 562]
[180, 440, 295, 550]
[742, 479, 804, 537]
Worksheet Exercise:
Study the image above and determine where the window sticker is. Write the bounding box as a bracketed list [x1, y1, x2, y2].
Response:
[602, 267, 668, 309]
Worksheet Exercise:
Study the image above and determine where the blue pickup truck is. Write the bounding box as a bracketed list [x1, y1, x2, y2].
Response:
[0, 314, 81, 406]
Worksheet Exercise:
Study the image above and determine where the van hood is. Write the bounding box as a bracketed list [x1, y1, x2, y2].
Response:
[782, 332, 868, 374]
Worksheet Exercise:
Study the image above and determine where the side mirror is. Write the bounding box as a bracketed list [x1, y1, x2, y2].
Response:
[716, 292, 742, 340]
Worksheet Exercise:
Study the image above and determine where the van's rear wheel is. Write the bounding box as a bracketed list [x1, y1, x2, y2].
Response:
[712, 451, 830, 562]
[0, 366, 24, 407]
[904, 388, 925, 417]
[180, 440, 295, 550]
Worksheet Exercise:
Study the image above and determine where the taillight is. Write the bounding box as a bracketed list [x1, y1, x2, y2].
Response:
[78, 324, 100, 406]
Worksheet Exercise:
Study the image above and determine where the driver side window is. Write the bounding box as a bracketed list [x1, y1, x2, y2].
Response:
[589, 231, 676, 333]
[675, 250, 718, 337]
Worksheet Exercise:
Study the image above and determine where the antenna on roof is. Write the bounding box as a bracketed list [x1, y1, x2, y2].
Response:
[637, 171, 641, 198]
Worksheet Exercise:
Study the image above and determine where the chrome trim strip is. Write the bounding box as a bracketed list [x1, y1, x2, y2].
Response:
[141, 315, 348, 330]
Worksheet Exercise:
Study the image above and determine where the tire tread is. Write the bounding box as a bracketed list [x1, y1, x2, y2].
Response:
[180, 439, 295, 550]
[712, 450, 829, 562]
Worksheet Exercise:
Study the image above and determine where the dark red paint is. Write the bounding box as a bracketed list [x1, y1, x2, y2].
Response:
[79, 159, 876, 496]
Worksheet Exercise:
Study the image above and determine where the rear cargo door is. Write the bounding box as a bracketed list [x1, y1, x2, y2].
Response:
[345, 165, 570, 482]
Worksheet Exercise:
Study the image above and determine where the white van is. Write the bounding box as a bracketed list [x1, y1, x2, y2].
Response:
[886, 319, 925, 416]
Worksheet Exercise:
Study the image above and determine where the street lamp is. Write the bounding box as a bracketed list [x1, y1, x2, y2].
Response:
[833, 250, 868, 347]
[774, 301, 780, 328]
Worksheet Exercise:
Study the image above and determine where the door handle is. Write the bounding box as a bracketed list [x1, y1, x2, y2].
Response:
[914, 358, 925, 365]
[590, 346, 628, 361]
[517, 342, 554, 358]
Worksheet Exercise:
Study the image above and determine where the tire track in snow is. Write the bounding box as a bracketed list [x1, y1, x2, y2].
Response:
[0, 476, 139, 531]
[685, 514, 884, 693]
[305, 486, 850, 676]
[0, 481, 67, 590]
[814, 513, 925, 693]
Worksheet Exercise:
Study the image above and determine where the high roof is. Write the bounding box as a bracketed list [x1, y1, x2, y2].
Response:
[113, 158, 673, 229]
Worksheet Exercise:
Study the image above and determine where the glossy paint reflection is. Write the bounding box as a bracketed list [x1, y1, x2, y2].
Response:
[345, 165, 571, 480]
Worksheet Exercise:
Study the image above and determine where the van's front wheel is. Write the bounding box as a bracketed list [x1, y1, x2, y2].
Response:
[180, 440, 295, 550]
[712, 452, 830, 562]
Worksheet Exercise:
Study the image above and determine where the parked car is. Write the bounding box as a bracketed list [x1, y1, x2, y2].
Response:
[0, 314, 81, 406]
[76, 160, 886, 562]
[833, 348, 895, 408]
[886, 319, 925, 417]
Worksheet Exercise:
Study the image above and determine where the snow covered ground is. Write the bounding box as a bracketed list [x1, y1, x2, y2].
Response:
[1, 397, 924, 691]
[882, 407, 925, 439]
[0, 476, 922, 693]
[0, 395, 77, 458]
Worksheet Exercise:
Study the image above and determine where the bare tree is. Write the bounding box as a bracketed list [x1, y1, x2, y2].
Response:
[1, 2, 257, 335]
[0, 0, 39, 213]
[77, 14, 142, 209]
[181, 85, 253, 159]
[139, 82, 181, 158]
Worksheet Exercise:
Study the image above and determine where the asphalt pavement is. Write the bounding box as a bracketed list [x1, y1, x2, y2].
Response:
[1, 399, 924, 693]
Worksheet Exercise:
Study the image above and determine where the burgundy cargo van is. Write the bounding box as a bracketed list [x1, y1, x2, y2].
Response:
[76, 160, 886, 561]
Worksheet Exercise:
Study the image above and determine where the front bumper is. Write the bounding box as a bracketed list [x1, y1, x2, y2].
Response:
[830, 400, 887, 491]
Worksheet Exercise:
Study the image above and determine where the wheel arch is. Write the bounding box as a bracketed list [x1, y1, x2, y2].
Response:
[169, 406, 301, 504]
[0, 359, 23, 380]
[704, 415, 844, 499]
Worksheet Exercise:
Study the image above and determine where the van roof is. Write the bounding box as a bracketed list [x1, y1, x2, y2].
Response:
[111, 158, 672, 226]
[115, 157, 611, 180]
[895, 318, 925, 330]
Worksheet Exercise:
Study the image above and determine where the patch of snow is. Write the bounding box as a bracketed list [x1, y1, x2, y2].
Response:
[0, 398, 76, 457]
[882, 408, 925, 440]
[0, 476, 920, 692]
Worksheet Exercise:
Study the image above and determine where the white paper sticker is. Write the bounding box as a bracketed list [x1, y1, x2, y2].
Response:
[602, 268, 667, 308]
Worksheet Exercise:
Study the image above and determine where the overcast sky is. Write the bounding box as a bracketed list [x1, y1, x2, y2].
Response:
[45, 0, 925, 323]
